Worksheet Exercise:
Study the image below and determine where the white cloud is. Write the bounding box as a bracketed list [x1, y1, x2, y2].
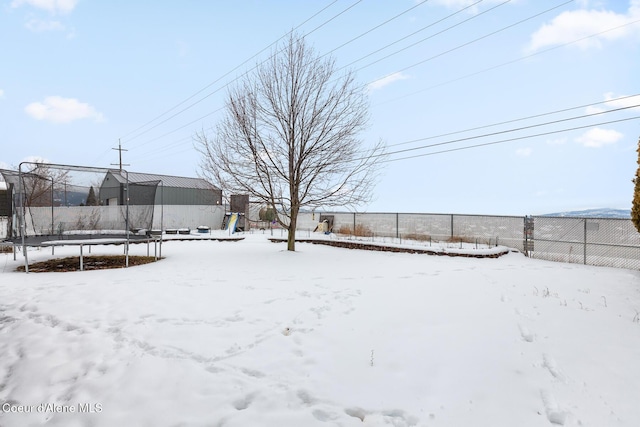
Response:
[25, 19, 65, 32]
[575, 127, 623, 147]
[584, 93, 640, 116]
[11, 0, 78, 14]
[603, 92, 640, 112]
[368, 72, 410, 92]
[24, 96, 105, 124]
[546, 137, 567, 145]
[576, 0, 608, 7]
[429, 0, 478, 7]
[527, 2, 640, 52]
[585, 105, 606, 115]
[428, 0, 507, 13]
[516, 147, 533, 157]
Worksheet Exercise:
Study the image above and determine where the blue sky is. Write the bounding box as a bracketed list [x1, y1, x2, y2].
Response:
[1, 0, 639, 215]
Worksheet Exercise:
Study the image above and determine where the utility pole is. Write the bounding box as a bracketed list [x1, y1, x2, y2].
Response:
[112, 139, 130, 171]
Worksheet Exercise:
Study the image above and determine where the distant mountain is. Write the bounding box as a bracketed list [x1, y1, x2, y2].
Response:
[53, 186, 89, 206]
[542, 208, 630, 219]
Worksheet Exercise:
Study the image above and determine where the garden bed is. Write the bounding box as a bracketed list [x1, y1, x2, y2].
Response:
[268, 237, 512, 258]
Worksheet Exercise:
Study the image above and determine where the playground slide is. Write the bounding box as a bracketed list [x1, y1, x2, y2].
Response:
[226, 213, 239, 233]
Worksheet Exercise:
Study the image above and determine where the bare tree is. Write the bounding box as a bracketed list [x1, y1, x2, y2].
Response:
[17, 162, 70, 234]
[195, 34, 385, 251]
[20, 162, 70, 208]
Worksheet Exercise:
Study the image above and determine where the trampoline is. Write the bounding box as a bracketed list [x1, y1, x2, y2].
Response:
[1, 162, 164, 273]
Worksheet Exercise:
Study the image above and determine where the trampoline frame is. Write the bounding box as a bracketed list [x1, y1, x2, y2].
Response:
[10, 233, 162, 272]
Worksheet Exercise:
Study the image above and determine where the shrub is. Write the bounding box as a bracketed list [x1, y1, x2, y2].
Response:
[337, 224, 373, 237]
[447, 235, 475, 244]
[402, 233, 431, 241]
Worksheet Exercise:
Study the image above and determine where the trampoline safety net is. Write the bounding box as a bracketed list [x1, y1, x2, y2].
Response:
[1, 164, 159, 239]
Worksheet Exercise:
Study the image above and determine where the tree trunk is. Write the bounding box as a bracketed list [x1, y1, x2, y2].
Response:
[287, 206, 299, 251]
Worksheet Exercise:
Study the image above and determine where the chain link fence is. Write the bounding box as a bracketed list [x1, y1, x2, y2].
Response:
[529, 216, 640, 270]
[293, 212, 640, 270]
[295, 212, 526, 251]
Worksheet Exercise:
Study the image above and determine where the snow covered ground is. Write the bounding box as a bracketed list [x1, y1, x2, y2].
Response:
[1, 232, 640, 427]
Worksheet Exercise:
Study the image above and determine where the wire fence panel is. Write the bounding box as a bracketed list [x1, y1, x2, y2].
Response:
[354, 213, 396, 237]
[398, 213, 452, 241]
[530, 216, 640, 270]
[292, 212, 640, 270]
[452, 214, 525, 251]
[299, 212, 526, 250]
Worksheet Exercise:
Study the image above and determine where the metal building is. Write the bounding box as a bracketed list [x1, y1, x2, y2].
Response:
[99, 170, 222, 206]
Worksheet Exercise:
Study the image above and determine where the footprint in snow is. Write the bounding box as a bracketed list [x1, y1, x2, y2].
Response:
[518, 324, 535, 342]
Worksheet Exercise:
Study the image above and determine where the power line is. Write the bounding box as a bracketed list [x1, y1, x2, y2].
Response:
[351, 0, 510, 75]
[388, 94, 640, 148]
[120, 0, 344, 144]
[365, 0, 573, 87]
[120, 0, 340, 141]
[135, 97, 640, 166]
[122, 0, 507, 160]
[121, 0, 635, 168]
[122, 0, 446, 148]
[123, 0, 495, 151]
[121, 0, 476, 160]
[375, 17, 640, 107]
[129, 108, 223, 151]
[339, 0, 484, 71]
[381, 103, 640, 159]
[303, 0, 364, 38]
[321, 0, 432, 59]
[127, 65, 638, 168]
[129, 0, 414, 152]
[383, 115, 640, 163]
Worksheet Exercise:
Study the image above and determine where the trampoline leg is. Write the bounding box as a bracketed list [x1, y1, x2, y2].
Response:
[80, 244, 84, 271]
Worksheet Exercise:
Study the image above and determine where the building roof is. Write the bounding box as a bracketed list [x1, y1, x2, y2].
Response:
[107, 170, 218, 190]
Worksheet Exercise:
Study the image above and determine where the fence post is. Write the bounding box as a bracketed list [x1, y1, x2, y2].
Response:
[584, 218, 587, 265]
[396, 213, 399, 239]
[451, 214, 454, 240]
[353, 213, 356, 235]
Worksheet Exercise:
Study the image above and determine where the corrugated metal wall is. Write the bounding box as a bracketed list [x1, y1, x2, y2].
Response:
[156, 187, 222, 206]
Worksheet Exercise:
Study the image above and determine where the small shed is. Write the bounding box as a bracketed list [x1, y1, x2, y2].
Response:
[99, 170, 222, 206]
